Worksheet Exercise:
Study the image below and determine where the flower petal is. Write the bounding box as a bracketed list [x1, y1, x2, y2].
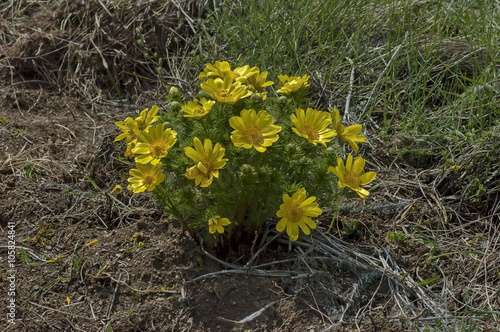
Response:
[297, 220, 311, 235]
[360, 171, 377, 185]
[352, 155, 366, 174]
[345, 154, 354, 170]
[276, 218, 287, 232]
[287, 223, 299, 241]
[356, 188, 370, 199]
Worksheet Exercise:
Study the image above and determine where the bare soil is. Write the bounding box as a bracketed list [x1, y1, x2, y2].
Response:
[1, 1, 499, 331]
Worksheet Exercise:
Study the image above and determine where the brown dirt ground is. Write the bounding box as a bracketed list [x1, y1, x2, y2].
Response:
[1, 1, 499, 331]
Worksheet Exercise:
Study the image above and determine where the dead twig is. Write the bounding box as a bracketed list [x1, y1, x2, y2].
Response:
[217, 300, 278, 325]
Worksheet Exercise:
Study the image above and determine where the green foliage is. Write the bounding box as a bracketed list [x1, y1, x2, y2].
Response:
[416, 276, 441, 287]
[340, 218, 363, 237]
[387, 231, 408, 246]
[23, 164, 34, 179]
[153, 74, 341, 245]
[116, 62, 376, 250]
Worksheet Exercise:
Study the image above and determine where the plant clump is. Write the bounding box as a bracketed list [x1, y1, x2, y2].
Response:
[115, 61, 377, 251]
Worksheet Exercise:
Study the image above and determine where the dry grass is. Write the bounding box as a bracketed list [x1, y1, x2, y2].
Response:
[1, 0, 210, 102]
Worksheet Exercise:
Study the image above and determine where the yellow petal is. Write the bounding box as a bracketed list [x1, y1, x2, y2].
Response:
[185, 147, 201, 162]
[352, 156, 366, 174]
[297, 220, 311, 235]
[287, 223, 299, 241]
[110, 185, 123, 195]
[360, 171, 377, 185]
[355, 188, 370, 199]
[345, 154, 354, 170]
[276, 218, 287, 231]
[303, 217, 318, 230]
[348, 140, 360, 153]
[344, 124, 363, 135]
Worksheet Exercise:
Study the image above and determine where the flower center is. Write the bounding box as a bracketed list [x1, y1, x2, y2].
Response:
[142, 171, 156, 187]
[135, 118, 145, 129]
[344, 170, 361, 188]
[149, 140, 167, 158]
[244, 126, 264, 145]
[220, 70, 235, 78]
[301, 125, 319, 140]
[286, 203, 303, 223]
[217, 90, 231, 98]
[200, 160, 213, 175]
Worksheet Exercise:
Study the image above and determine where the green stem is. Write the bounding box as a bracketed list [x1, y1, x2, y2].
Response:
[199, 117, 209, 138]
[164, 194, 199, 243]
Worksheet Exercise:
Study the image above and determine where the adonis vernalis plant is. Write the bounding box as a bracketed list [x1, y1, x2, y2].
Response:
[115, 61, 377, 250]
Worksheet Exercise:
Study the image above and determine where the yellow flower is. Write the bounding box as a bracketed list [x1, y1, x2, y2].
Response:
[115, 118, 141, 157]
[115, 105, 160, 142]
[291, 108, 337, 147]
[233, 65, 260, 83]
[182, 98, 216, 119]
[135, 105, 160, 130]
[201, 77, 252, 105]
[276, 188, 322, 241]
[115, 117, 141, 143]
[115, 105, 160, 157]
[133, 124, 177, 165]
[276, 74, 310, 94]
[330, 107, 366, 153]
[198, 61, 257, 83]
[229, 109, 282, 152]
[328, 154, 376, 199]
[185, 137, 228, 187]
[208, 216, 231, 234]
[127, 162, 165, 193]
[247, 70, 274, 91]
[199, 61, 232, 80]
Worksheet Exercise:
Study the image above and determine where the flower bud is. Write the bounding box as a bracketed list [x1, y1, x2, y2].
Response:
[258, 167, 269, 176]
[286, 143, 296, 152]
[250, 93, 263, 102]
[278, 96, 288, 103]
[169, 101, 180, 109]
[197, 91, 209, 99]
[169, 86, 179, 96]
[240, 164, 253, 174]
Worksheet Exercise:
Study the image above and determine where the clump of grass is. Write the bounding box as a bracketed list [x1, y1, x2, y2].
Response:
[0, 0, 211, 99]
